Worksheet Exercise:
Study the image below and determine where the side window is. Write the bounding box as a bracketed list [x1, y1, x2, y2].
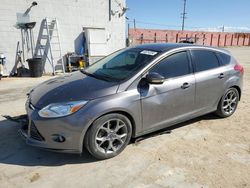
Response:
[192, 50, 220, 72]
[150, 51, 190, 78]
[216, 52, 231, 66]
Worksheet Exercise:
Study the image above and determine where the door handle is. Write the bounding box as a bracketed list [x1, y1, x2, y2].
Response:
[218, 73, 225, 79]
[181, 82, 191, 89]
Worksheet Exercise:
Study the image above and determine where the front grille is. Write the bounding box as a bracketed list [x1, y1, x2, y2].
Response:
[29, 121, 45, 141]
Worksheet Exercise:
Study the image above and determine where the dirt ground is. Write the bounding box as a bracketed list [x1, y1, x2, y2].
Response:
[0, 47, 249, 188]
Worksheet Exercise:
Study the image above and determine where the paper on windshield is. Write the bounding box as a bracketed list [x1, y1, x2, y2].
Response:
[140, 50, 158, 56]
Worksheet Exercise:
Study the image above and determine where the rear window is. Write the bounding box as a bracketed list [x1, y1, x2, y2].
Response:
[192, 50, 220, 72]
[216, 52, 231, 66]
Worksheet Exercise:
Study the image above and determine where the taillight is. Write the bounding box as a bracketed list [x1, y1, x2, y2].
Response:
[234, 64, 244, 74]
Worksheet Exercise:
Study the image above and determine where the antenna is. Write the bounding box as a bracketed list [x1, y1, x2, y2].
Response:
[181, 0, 187, 31]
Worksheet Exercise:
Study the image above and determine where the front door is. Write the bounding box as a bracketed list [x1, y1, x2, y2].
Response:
[140, 51, 196, 132]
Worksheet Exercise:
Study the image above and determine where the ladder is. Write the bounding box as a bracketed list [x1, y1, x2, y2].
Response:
[34, 18, 65, 75]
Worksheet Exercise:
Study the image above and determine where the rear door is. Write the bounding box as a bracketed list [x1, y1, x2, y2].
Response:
[191, 49, 226, 112]
[140, 51, 196, 132]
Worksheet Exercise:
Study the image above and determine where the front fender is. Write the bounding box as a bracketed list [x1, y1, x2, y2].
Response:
[77, 89, 142, 152]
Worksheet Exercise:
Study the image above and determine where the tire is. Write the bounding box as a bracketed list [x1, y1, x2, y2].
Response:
[215, 87, 239, 118]
[85, 113, 132, 159]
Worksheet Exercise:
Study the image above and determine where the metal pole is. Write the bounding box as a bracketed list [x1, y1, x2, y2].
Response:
[224, 34, 227, 46]
[31, 29, 35, 56]
[127, 23, 130, 47]
[20, 29, 25, 61]
[218, 34, 221, 47]
[109, 0, 111, 21]
[29, 29, 34, 57]
[222, 25, 225, 32]
[231, 34, 234, 46]
[210, 34, 213, 46]
[128, 23, 130, 38]
[133, 19, 136, 29]
[181, 0, 187, 31]
[140, 33, 143, 44]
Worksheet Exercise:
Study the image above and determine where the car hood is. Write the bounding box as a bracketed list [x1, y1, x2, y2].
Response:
[29, 71, 119, 109]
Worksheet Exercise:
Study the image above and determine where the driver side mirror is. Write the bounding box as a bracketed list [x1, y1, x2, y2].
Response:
[146, 72, 165, 84]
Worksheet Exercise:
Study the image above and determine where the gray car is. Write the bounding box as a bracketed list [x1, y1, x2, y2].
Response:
[20, 43, 244, 159]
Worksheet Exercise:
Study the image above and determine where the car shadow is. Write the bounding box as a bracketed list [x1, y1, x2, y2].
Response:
[0, 118, 96, 167]
[131, 113, 221, 143]
[0, 113, 220, 167]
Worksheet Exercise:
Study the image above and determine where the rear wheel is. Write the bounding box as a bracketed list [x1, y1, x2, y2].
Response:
[85, 113, 132, 159]
[215, 88, 239, 118]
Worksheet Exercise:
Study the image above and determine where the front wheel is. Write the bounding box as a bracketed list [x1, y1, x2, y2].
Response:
[85, 113, 132, 159]
[215, 88, 239, 118]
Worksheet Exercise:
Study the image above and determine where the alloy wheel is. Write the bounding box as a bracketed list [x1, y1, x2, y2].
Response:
[222, 90, 238, 115]
[95, 119, 128, 154]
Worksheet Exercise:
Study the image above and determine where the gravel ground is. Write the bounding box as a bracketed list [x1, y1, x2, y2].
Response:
[0, 47, 249, 188]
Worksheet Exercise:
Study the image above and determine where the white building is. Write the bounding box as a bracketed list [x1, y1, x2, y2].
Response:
[0, 0, 126, 75]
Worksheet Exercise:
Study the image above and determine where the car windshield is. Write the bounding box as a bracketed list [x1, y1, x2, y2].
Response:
[83, 48, 159, 82]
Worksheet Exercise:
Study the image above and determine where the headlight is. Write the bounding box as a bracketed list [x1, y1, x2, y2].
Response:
[38, 101, 88, 118]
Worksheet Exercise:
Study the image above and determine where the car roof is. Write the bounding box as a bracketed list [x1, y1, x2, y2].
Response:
[133, 43, 223, 53]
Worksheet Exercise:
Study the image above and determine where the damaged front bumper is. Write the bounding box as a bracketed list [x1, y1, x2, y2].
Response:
[18, 119, 81, 154]
[18, 99, 90, 154]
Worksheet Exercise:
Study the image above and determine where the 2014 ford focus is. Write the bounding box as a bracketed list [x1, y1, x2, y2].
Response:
[20, 43, 244, 159]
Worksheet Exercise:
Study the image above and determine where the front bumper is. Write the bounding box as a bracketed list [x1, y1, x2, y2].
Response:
[19, 126, 81, 153]
[20, 99, 91, 154]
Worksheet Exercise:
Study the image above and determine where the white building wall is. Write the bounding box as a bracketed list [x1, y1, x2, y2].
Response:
[0, 0, 126, 74]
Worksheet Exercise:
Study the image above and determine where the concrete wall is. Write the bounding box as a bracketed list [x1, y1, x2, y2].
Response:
[0, 0, 126, 74]
[129, 28, 250, 47]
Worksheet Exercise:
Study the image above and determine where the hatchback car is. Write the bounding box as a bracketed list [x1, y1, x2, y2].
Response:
[20, 43, 244, 159]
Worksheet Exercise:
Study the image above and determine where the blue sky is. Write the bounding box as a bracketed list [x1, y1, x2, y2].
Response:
[126, 0, 250, 31]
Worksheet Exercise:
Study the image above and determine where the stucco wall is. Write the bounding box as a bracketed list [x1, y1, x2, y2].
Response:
[0, 0, 126, 74]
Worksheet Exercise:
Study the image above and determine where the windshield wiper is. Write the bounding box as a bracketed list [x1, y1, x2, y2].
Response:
[80, 70, 112, 82]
